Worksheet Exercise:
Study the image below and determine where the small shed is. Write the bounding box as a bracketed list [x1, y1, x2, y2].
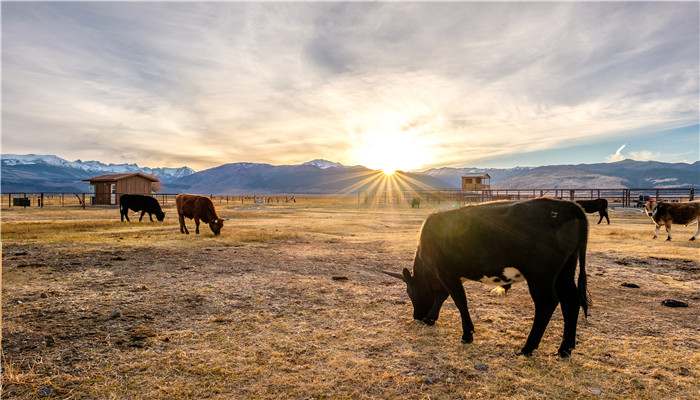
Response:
[82, 173, 159, 205]
[461, 173, 491, 190]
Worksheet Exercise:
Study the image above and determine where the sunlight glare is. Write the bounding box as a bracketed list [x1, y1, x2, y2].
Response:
[353, 129, 434, 174]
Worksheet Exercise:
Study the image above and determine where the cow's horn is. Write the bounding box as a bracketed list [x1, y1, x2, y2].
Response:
[381, 270, 406, 282]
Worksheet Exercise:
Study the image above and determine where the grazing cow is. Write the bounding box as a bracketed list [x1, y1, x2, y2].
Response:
[411, 197, 421, 208]
[645, 200, 700, 241]
[176, 194, 224, 235]
[576, 198, 610, 224]
[119, 194, 165, 222]
[383, 198, 590, 358]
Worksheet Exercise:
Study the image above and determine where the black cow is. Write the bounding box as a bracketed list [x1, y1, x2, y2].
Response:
[576, 198, 610, 224]
[119, 194, 165, 222]
[383, 198, 590, 358]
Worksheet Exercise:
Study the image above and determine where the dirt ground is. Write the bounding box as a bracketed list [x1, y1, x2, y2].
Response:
[2, 199, 699, 399]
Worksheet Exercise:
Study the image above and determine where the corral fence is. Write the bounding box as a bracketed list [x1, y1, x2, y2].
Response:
[358, 188, 696, 207]
[0, 193, 298, 209]
[2, 189, 695, 209]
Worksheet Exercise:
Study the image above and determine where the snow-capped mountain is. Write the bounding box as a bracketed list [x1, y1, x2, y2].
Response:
[301, 159, 347, 169]
[2, 154, 194, 182]
[2, 153, 697, 194]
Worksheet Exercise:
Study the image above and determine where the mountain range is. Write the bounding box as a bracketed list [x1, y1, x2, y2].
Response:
[1, 154, 697, 194]
[1, 154, 193, 193]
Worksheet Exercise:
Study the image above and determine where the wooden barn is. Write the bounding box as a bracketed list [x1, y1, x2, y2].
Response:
[461, 173, 491, 190]
[82, 173, 159, 205]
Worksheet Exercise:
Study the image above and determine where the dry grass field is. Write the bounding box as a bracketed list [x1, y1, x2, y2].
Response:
[2, 197, 699, 399]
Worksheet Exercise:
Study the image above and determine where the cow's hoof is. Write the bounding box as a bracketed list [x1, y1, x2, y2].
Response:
[666, 238, 671, 241]
[690, 237, 696, 241]
[422, 318, 436, 326]
[461, 336, 473, 344]
[516, 350, 533, 357]
[557, 348, 573, 358]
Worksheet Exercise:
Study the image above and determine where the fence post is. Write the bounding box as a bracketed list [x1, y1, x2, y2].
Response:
[83, 194, 86, 209]
[690, 188, 695, 201]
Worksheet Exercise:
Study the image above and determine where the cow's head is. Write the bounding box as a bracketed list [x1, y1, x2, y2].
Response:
[209, 219, 224, 235]
[383, 268, 435, 322]
[156, 211, 165, 222]
[644, 201, 657, 217]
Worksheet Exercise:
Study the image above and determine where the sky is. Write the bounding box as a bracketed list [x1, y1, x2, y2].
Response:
[2, 1, 699, 173]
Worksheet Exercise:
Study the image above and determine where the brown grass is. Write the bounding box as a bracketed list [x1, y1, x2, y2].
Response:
[2, 198, 699, 399]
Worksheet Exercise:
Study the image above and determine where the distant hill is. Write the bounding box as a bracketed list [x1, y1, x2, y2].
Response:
[163, 163, 449, 195]
[420, 160, 699, 189]
[1, 154, 194, 193]
[1, 154, 697, 194]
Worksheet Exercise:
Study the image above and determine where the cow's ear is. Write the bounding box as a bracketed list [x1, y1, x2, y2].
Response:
[402, 268, 413, 282]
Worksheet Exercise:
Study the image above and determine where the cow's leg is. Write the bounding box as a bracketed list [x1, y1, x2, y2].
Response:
[139, 210, 146, 222]
[665, 221, 672, 241]
[597, 212, 604, 224]
[652, 224, 660, 239]
[691, 222, 700, 241]
[438, 275, 475, 343]
[520, 279, 558, 356]
[603, 211, 610, 224]
[148, 213, 154, 222]
[179, 214, 189, 234]
[121, 208, 128, 222]
[554, 256, 579, 358]
[422, 290, 449, 326]
[195, 218, 200, 234]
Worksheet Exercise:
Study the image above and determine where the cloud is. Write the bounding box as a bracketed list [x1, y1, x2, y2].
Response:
[606, 144, 627, 162]
[606, 144, 667, 163]
[1, 2, 698, 170]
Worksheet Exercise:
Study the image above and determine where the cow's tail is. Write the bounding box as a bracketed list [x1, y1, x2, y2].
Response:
[577, 213, 591, 318]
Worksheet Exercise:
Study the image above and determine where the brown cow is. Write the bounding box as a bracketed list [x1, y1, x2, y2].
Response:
[645, 200, 700, 241]
[176, 194, 224, 235]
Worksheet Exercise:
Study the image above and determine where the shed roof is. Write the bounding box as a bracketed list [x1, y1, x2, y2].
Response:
[462, 173, 491, 179]
[82, 172, 160, 183]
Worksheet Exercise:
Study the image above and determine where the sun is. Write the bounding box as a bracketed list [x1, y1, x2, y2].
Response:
[353, 129, 433, 175]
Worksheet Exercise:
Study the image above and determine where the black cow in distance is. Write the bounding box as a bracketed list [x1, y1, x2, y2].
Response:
[120, 194, 165, 222]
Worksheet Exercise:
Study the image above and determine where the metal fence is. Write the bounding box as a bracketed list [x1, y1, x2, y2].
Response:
[1, 193, 298, 208]
[357, 188, 696, 207]
[2, 188, 695, 209]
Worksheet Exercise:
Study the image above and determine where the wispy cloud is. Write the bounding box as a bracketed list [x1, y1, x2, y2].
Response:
[606, 144, 628, 162]
[2, 2, 698, 170]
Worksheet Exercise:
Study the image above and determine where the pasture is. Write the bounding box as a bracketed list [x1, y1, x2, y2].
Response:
[2, 197, 699, 399]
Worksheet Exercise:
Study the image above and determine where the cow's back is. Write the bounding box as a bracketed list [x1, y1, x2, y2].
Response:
[176, 194, 199, 218]
[419, 199, 586, 279]
[660, 201, 700, 224]
[176, 194, 219, 222]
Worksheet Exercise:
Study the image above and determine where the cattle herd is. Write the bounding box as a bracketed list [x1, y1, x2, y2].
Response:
[118, 193, 699, 357]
